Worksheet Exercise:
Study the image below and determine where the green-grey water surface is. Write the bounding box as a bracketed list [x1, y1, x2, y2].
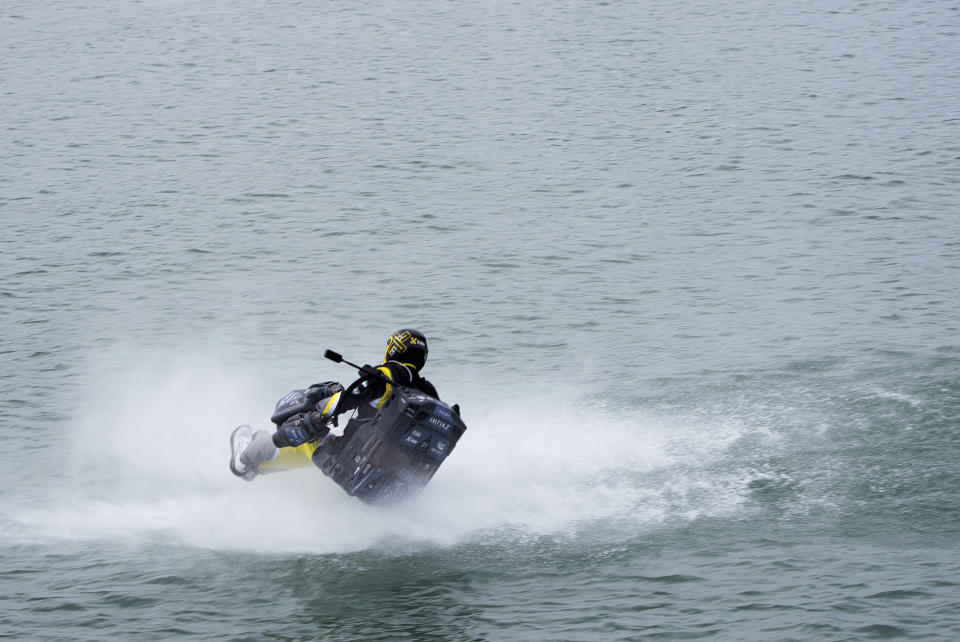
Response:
[2, 1, 959, 639]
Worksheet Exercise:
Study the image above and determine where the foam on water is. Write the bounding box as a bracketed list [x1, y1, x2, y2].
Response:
[5, 356, 764, 554]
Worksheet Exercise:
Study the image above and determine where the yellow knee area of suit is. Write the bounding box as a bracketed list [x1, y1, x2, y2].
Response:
[258, 441, 320, 472]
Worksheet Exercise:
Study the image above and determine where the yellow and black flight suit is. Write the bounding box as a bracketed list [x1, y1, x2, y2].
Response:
[255, 360, 438, 474]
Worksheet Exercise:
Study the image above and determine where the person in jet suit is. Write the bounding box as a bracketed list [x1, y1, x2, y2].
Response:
[229, 329, 439, 481]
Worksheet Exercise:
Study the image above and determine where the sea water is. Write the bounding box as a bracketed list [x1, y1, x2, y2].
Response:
[2, 1, 959, 639]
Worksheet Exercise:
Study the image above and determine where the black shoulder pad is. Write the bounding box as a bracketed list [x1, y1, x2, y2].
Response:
[419, 377, 439, 399]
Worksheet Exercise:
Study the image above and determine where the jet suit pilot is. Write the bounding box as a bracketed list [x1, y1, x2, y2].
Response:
[229, 329, 437, 481]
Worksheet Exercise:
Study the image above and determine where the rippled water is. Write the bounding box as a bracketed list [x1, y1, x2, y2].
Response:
[2, 1, 959, 640]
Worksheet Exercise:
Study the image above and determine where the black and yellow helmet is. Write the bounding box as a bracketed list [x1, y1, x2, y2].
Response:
[385, 329, 428, 370]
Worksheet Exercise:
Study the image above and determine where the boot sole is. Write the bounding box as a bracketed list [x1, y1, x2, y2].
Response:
[229, 425, 254, 480]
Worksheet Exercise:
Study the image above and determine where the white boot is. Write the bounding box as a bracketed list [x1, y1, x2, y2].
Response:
[229, 425, 256, 481]
[230, 425, 280, 481]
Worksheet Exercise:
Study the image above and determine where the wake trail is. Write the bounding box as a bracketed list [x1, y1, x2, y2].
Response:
[3, 359, 767, 554]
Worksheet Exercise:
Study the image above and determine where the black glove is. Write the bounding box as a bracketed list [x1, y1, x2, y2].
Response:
[272, 411, 331, 448]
